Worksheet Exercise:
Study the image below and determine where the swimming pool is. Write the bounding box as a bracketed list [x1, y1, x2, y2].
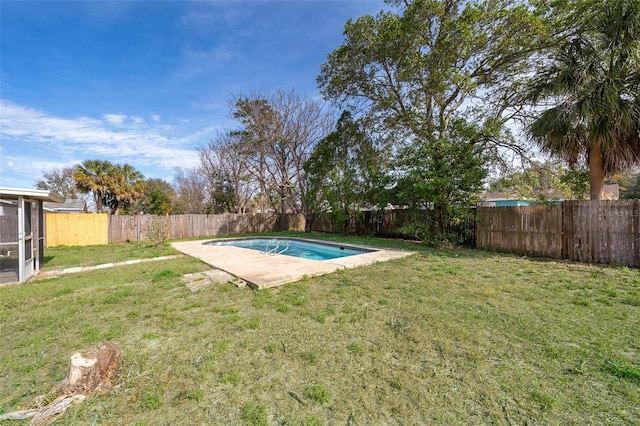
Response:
[173, 239, 413, 289]
[207, 238, 373, 261]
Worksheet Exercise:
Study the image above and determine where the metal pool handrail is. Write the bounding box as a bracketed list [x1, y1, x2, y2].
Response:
[274, 239, 289, 256]
[263, 239, 289, 256]
[263, 239, 276, 255]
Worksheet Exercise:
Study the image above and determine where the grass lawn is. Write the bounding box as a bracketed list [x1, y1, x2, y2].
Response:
[42, 242, 180, 270]
[1, 237, 639, 425]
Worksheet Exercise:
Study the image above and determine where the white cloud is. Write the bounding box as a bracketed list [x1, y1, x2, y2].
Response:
[0, 100, 201, 179]
[103, 113, 127, 127]
[0, 154, 72, 188]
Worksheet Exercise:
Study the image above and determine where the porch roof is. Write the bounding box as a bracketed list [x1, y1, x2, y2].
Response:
[0, 187, 64, 203]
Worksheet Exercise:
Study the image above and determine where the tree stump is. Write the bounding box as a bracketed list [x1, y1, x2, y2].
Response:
[1, 341, 121, 425]
[59, 341, 121, 395]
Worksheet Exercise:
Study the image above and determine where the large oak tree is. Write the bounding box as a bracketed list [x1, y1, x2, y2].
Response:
[318, 0, 548, 238]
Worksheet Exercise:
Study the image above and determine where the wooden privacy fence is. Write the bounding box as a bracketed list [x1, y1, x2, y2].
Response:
[477, 200, 640, 267]
[43, 201, 639, 267]
[476, 205, 563, 258]
[563, 200, 640, 267]
[108, 213, 294, 243]
[45, 213, 305, 246]
[46, 213, 109, 247]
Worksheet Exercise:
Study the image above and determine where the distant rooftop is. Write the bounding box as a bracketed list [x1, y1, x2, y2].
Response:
[43, 198, 87, 213]
[480, 184, 619, 202]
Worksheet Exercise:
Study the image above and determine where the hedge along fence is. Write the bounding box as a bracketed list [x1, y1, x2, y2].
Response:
[45, 213, 306, 247]
[309, 209, 477, 245]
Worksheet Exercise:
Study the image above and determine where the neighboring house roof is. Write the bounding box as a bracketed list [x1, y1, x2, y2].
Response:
[480, 183, 620, 203]
[478, 191, 521, 202]
[43, 199, 87, 213]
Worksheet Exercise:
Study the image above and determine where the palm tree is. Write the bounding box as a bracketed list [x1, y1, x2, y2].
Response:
[72, 160, 115, 213]
[528, 0, 640, 200]
[107, 164, 145, 215]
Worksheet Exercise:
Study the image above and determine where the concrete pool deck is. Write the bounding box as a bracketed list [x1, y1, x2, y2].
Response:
[171, 239, 415, 289]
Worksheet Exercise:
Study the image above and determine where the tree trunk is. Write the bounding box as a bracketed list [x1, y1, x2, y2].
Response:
[434, 201, 448, 235]
[113, 200, 123, 215]
[589, 143, 605, 200]
[94, 192, 104, 213]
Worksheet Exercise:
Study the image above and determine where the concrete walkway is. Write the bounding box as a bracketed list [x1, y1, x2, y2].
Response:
[37, 255, 183, 279]
[172, 239, 415, 289]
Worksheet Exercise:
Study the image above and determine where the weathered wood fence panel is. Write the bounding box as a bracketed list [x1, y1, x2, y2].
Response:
[476, 205, 563, 258]
[46, 214, 109, 247]
[108, 215, 140, 243]
[106, 213, 298, 243]
[310, 211, 402, 236]
[162, 213, 280, 240]
[563, 200, 640, 267]
[477, 201, 640, 267]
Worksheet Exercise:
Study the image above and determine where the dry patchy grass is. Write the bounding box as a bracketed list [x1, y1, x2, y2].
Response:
[0, 242, 639, 425]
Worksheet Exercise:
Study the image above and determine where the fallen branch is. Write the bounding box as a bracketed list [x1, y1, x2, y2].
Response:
[0, 409, 40, 421]
[288, 391, 305, 405]
[29, 395, 86, 425]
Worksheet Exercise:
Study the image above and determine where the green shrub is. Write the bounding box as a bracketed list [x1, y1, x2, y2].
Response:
[145, 217, 169, 246]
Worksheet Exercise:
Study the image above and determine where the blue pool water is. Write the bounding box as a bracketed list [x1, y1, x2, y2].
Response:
[207, 238, 372, 261]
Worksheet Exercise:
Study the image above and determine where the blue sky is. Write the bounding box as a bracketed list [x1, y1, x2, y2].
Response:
[0, 0, 387, 189]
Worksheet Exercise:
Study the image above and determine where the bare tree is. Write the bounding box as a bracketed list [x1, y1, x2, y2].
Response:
[198, 133, 257, 214]
[173, 168, 208, 214]
[36, 167, 80, 199]
[225, 88, 335, 214]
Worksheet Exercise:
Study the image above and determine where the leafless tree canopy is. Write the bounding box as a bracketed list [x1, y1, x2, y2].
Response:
[197, 88, 335, 214]
[173, 167, 208, 214]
